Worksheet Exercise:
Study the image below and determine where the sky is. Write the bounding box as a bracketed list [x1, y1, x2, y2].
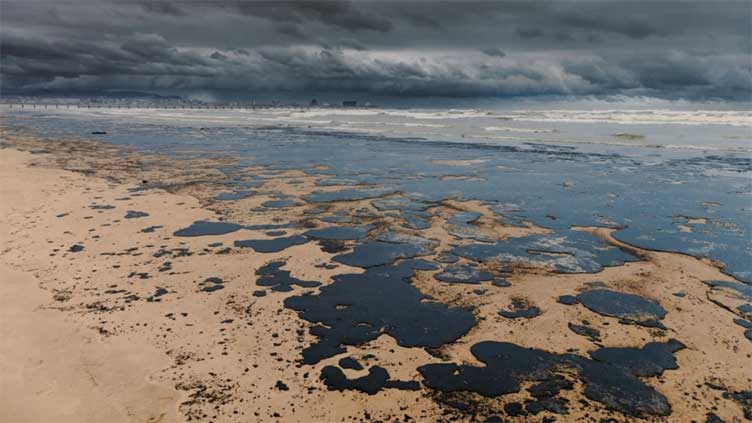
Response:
[1, 1, 751, 106]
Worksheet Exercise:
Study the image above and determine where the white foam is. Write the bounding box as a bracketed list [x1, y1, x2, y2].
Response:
[483, 126, 556, 133]
[494, 109, 752, 127]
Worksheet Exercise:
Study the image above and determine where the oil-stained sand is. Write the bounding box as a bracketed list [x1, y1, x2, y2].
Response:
[0, 129, 750, 423]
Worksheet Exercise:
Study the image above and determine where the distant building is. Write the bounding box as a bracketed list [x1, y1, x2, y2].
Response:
[342, 100, 357, 107]
[310, 98, 318, 106]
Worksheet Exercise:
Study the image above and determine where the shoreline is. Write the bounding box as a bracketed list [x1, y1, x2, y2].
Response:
[0, 129, 750, 422]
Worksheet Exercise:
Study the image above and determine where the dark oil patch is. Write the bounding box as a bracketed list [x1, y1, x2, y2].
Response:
[568, 322, 601, 342]
[705, 279, 752, 299]
[317, 239, 350, 254]
[320, 365, 419, 394]
[333, 240, 432, 268]
[576, 289, 667, 329]
[434, 264, 494, 284]
[265, 230, 287, 237]
[338, 357, 363, 370]
[304, 188, 396, 203]
[124, 210, 149, 219]
[435, 253, 460, 264]
[284, 260, 476, 364]
[499, 297, 540, 319]
[261, 199, 303, 208]
[255, 260, 321, 292]
[68, 244, 85, 252]
[303, 225, 374, 240]
[722, 390, 752, 420]
[174, 220, 243, 237]
[557, 295, 578, 305]
[589, 339, 684, 377]
[234, 235, 308, 253]
[201, 285, 224, 293]
[200, 277, 225, 293]
[244, 223, 295, 231]
[419, 339, 685, 417]
[146, 287, 169, 302]
[491, 278, 511, 287]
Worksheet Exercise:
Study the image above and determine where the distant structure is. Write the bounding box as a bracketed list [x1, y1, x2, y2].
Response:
[0, 93, 375, 110]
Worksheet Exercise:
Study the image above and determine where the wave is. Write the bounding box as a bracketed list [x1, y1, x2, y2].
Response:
[292, 108, 491, 120]
[484, 126, 556, 133]
[494, 109, 752, 127]
[285, 107, 751, 126]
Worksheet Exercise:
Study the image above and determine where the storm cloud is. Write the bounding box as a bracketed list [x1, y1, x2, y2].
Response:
[1, 1, 750, 102]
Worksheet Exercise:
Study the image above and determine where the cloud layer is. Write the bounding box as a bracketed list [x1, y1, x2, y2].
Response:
[1, 1, 750, 102]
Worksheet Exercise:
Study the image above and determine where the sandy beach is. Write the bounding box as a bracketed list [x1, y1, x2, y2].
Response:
[3, 1, 751, 421]
[0, 128, 750, 423]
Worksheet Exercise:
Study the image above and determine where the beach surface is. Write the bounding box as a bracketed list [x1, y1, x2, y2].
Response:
[0, 124, 750, 422]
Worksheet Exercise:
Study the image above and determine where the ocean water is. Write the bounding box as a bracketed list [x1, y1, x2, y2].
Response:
[1, 106, 750, 282]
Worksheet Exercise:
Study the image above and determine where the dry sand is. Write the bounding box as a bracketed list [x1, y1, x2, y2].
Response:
[0, 129, 750, 423]
[0, 264, 181, 423]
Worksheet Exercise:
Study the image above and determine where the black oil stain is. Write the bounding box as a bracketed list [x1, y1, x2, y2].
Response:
[265, 230, 287, 237]
[303, 225, 373, 241]
[557, 295, 578, 305]
[200, 277, 225, 293]
[435, 253, 460, 264]
[321, 365, 419, 394]
[255, 260, 321, 292]
[284, 260, 476, 364]
[174, 220, 243, 237]
[499, 297, 540, 319]
[333, 240, 432, 268]
[419, 339, 685, 417]
[234, 235, 308, 253]
[434, 264, 494, 284]
[146, 287, 168, 302]
[722, 390, 752, 419]
[338, 357, 363, 370]
[124, 210, 149, 219]
[568, 322, 601, 342]
[576, 289, 667, 329]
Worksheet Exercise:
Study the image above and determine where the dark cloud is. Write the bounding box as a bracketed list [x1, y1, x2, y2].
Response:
[235, 1, 393, 33]
[517, 27, 545, 39]
[481, 48, 506, 58]
[210, 51, 228, 61]
[139, 1, 185, 17]
[1, 0, 750, 102]
[557, 12, 669, 39]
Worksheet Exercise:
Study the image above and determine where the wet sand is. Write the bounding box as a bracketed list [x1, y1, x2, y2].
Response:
[0, 129, 750, 423]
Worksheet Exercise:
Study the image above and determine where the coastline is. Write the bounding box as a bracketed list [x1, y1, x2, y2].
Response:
[0, 129, 750, 422]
